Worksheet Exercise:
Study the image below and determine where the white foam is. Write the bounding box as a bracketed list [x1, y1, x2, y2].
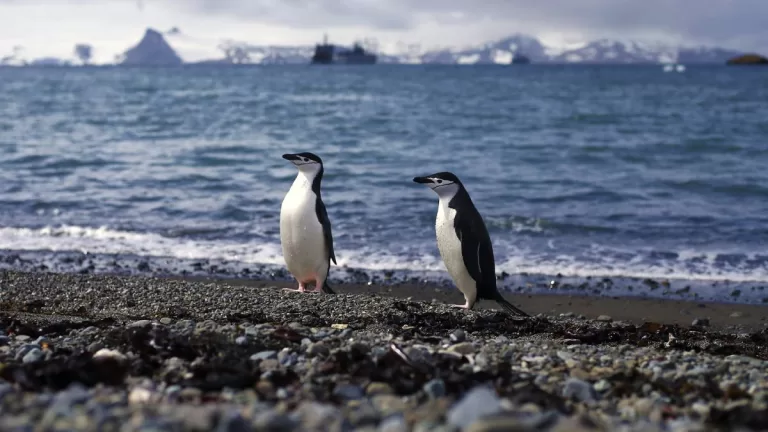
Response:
[1, 224, 767, 284]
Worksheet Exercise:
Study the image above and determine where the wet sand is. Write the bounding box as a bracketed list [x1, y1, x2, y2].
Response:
[186, 277, 768, 333]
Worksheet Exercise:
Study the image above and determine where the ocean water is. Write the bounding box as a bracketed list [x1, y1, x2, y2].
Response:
[1, 65, 767, 303]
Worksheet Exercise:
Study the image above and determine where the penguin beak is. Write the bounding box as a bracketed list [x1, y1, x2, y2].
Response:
[282, 154, 300, 161]
[413, 176, 432, 184]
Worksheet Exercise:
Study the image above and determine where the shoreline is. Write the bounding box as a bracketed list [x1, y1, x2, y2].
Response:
[1, 269, 767, 431]
[1, 249, 767, 307]
[1, 269, 766, 340]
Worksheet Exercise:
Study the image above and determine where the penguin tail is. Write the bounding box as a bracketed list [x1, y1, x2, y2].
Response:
[493, 293, 529, 317]
[322, 280, 336, 294]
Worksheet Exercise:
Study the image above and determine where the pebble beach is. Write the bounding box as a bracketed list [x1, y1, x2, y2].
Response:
[1, 270, 767, 431]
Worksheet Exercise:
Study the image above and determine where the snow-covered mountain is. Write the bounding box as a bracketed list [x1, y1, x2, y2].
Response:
[0, 30, 748, 67]
[210, 34, 745, 65]
[417, 35, 744, 65]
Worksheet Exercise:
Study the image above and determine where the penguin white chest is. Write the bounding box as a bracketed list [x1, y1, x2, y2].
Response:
[435, 201, 478, 303]
[280, 183, 328, 282]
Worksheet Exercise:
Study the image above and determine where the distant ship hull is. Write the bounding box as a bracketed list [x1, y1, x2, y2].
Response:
[311, 40, 377, 65]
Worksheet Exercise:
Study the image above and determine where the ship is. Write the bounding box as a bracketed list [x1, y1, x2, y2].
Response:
[311, 34, 377, 65]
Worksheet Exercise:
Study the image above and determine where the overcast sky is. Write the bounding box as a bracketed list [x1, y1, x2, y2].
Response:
[1, 0, 765, 63]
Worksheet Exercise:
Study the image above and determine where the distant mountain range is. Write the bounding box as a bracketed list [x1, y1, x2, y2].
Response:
[0, 28, 752, 67]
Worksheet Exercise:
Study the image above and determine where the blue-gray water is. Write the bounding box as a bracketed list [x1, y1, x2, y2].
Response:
[1, 65, 767, 303]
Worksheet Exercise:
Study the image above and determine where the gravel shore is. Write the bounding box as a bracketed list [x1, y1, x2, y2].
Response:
[1, 270, 767, 431]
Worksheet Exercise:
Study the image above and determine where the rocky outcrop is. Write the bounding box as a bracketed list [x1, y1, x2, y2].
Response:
[726, 53, 768, 65]
[120, 28, 182, 66]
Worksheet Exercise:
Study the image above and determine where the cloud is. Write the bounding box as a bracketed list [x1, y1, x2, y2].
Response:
[171, 0, 768, 50]
[0, 0, 766, 62]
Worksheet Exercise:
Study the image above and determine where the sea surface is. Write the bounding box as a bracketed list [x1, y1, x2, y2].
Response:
[1, 64, 767, 303]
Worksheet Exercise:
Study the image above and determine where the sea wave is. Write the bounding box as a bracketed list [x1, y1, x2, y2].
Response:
[1, 224, 767, 284]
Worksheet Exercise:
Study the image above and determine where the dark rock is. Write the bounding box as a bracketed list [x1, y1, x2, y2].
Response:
[726, 53, 768, 65]
[120, 28, 183, 66]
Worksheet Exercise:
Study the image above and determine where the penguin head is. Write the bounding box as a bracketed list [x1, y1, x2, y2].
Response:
[413, 172, 462, 198]
[282, 152, 323, 176]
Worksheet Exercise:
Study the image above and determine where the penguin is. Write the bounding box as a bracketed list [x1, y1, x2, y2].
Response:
[280, 152, 336, 294]
[413, 172, 529, 317]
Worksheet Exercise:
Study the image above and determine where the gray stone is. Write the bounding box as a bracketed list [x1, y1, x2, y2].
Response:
[447, 342, 476, 355]
[563, 378, 596, 403]
[450, 329, 467, 343]
[295, 402, 340, 430]
[235, 336, 247, 345]
[307, 342, 330, 357]
[250, 351, 278, 361]
[22, 348, 44, 363]
[15, 335, 31, 342]
[129, 320, 152, 328]
[333, 384, 364, 401]
[378, 414, 408, 432]
[596, 315, 612, 322]
[15, 343, 41, 360]
[159, 317, 173, 325]
[446, 386, 503, 429]
[423, 379, 446, 399]
[215, 409, 253, 432]
[252, 410, 296, 432]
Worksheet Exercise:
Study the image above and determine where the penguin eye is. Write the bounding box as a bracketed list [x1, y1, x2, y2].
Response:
[302, 158, 309, 162]
[436, 180, 443, 184]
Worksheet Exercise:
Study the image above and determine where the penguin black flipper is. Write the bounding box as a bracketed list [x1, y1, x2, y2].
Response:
[452, 202, 529, 317]
[315, 198, 337, 294]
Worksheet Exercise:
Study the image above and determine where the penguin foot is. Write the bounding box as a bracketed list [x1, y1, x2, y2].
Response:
[283, 282, 307, 293]
[449, 302, 471, 309]
[282, 287, 306, 293]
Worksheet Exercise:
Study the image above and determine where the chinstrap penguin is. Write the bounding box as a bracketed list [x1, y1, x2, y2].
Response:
[413, 172, 529, 317]
[280, 152, 336, 294]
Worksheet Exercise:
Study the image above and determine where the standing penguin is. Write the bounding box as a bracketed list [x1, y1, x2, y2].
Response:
[413, 172, 528, 316]
[280, 152, 336, 294]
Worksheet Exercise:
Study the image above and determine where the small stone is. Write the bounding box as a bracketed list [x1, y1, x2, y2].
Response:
[250, 351, 278, 361]
[730, 311, 744, 318]
[692, 318, 710, 327]
[450, 329, 466, 343]
[464, 413, 530, 432]
[296, 402, 340, 430]
[563, 378, 596, 403]
[333, 384, 364, 401]
[596, 315, 612, 322]
[423, 379, 446, 399]
[366, 382, 395, 396]
[378, 414, 407, 432]
[593, 379, 611, 392]
[307, 342, 330, 357]
[15, 343, 41, 360]
[22, 348, 44, 363]
[447, 386, 503, 429]
[86, 342, 104, 353]
[447, 342, 476, 355]
[216, 410, 252, 432]
[93, 348, 126, 361]
[372, 395, 408, 415]
[129, 320, 152, 328]
[15, 335, 31, 342]
[253, 410, 296, 431]
[128, 387, 153, 404]
[235, 336, 247, 345]
[159, 317, 173, 325]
